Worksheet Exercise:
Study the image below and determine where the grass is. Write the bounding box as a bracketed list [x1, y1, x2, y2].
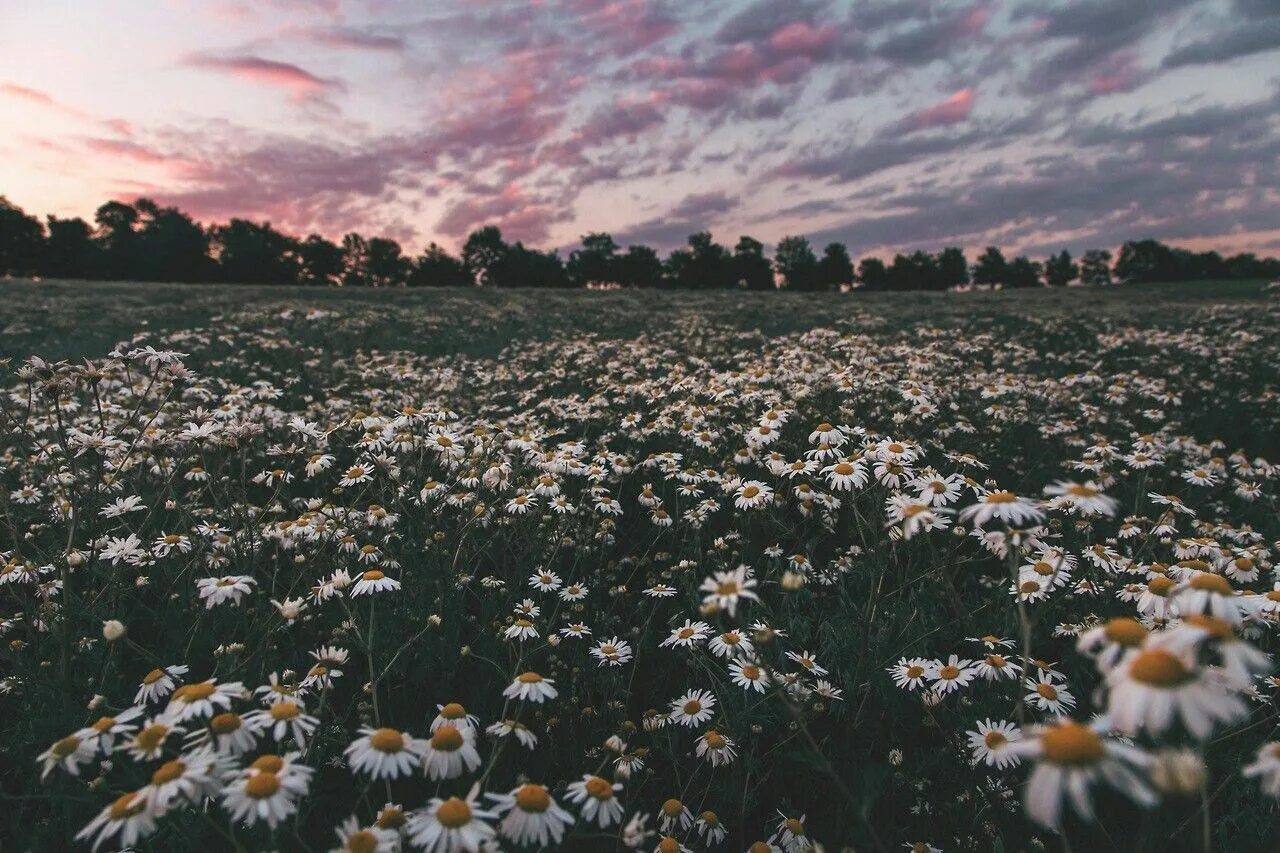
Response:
[1, 276, 1277, 851]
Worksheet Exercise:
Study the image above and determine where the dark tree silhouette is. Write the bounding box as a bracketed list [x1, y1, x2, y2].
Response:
[667, 232, 734, 290]
[936, 246, 969, 289]
[616, 245, 664, 288]
[817, 243, 854, 290]
[1043, 250, 1079, 286]
[297, 234, 345, 287]
[131, 199, 212, 282]
[93, 200, 141, 280]
[774, 235, 821, 291]
[365, 238, 409, 287]
[856, 257, 889, 290]
[1005, 256, 1043, 288]
[43, 216, 99, 279]
[462, 226, 509, 287]
[1080, 249, 1112, 285]
[567, 232, 619, 288]
[971, 246, 1007, 287]
[0, 198, 47, 277]
[733, 236, 774, 291]
[212, 219, 299, 284]
[409, 243, 470, 287]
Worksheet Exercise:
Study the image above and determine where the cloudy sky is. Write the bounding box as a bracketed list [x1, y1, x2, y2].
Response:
[2, 0, 1278, 257]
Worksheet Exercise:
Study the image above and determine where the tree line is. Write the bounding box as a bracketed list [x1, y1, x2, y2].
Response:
[2, 195, 1277, 289]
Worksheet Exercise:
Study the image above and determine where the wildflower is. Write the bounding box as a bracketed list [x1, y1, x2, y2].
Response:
[565, 774, 625, 828]
[503, 672, 558, 703]
[966, 719, 1022, 769]
[488, 784, 575, 847]
[345, 727, 425, 780]
[407, 790, 498, 852]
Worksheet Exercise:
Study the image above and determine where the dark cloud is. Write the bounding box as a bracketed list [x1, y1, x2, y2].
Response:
[617, 191, 739, 249]
[1163, 17, 1280, 68]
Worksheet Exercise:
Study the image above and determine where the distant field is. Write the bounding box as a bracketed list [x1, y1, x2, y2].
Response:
[0, 277, 1272, 361]
[3, 275, 1279, 850]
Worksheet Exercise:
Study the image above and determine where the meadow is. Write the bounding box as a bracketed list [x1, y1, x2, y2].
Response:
[1, 277, 1278, 851]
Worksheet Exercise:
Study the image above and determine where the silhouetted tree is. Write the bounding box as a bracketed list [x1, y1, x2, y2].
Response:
[491, 243, 568, 288]
[775, 235, 821, 291]
[971, 246, 1007, 287]
[94, 200, 141, 279]
[616, 245, 664, 288]
[567, 232, 619, 288]
[857, 256, 888, 290]
[733, 236, 774, 290]
[130, 199, 212, 282]
[212, 219, 299, 284]
[667, 232, 734, 289]
[1114, 239, 1174, 282]
[0, 198, 46, 277]
[936, 246, 968, 289]
[365, 238, 409, 287]
[409, 243, 470, 287]
[817, 242, 854, 290]
[1043, 250, 1078, 287]
[340, 233, 370, 287]
[462, 226, 509, 287]
[1005, 256, 1042, 288]
[1080, 249, 1112, 285]
[43, 215, 99, 279]
[887, 251, 941, 290]
[297, 234, 345, 286]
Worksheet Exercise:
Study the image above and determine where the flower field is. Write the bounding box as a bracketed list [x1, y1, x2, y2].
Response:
[2, 279, 1279, 851]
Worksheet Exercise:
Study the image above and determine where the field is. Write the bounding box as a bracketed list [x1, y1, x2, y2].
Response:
[1, 277, 1278, 851]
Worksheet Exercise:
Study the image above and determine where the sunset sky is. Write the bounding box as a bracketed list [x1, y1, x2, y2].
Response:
[1, 0, 1277, 257]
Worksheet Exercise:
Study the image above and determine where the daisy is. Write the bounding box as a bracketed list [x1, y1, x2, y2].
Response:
[242, 700, 318, 747]
[503, 672, 558, 703]
[660, 620, 711, 649]
[407, 790, 498, 853]
[565, 774, 625, 828]
[432, 702, 480, 735]
[128, 718, 182, 761]
[959, 490, 1044, 527]
[422, 723, 482, 780]
[699, 566, 759, 617]
[1014, 718, 1154, 829]
[708, 629, 754, 659]
[1174, 571, 1245, 625]
[928, 656, 977, 695]
[207, 711, 261, 755]
[771, 812, 813, 852]
[669, 689, 717, 727]
[966, 719, 1022, 769]
[696, 810, 727, 845]
[591, 637, 633, 667]
[733, 480, 774, 511]
[1076, 617, 1149, 671]
[1243, 742, 1280, 798]
[488, 784, 575, 847]
[974, 652, 1022, 682]
[528, 570, 561, 592]
[822, 459, 868, 492]
[888, 658, 931, 691]
[694, 729, 738, 767]
[785, 650, 828, 677]
[146, 748, 226, 811]
[76, 706, 143, 753]
[350, 569, 401, 596]
[38, 731, 99, 779]
[486, 719, 538, 749]
[1106, 642, 1246, 738]
[1024, 673, 1076, 716]
[504, 619, 539, 642]
[658, 798, 693, 832]
[75, 789, 158, 851]
[196, 575, 257, 608]
[220, 753, 313, 829]
[729, 660, 770, 692]
[559, 622, 592, 639]
[331, 816, 396, 853]
[1043, 481, 1119, 516]
[165, 679, 244, 723]
[345, 727, 425, 780]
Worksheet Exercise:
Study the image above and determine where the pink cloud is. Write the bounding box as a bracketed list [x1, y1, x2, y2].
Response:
[769, 21, 839, 58]
[1089, 52, 1144, 95]
[436, 182, 569, 243]
[900, 87, 976, 131]
[184, 55, 339, 102]
[2, 82, 136, 136]
[954, 3, 995, 37]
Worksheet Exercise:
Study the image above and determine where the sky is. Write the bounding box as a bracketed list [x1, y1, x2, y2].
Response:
[1, 0, 1278, 258]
